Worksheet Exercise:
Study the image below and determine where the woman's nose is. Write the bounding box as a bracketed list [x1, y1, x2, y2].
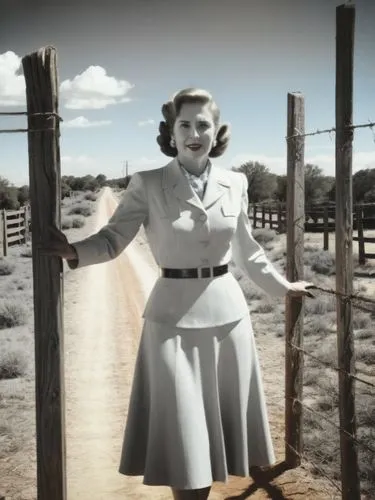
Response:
[190, 127, 199, 138]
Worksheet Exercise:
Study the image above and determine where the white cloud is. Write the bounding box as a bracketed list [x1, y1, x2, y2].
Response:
[0, 51, 26, 106]
[138, 119, 155, 127]
[61, 116, 111, 128]
[60, 66, 134, 109]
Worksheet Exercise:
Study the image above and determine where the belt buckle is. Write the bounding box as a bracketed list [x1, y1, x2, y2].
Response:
[198, 266, 211, 278]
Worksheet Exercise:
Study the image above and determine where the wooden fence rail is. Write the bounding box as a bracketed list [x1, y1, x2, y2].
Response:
[0, 205, 30, 257]
[249, 203, 375, 262]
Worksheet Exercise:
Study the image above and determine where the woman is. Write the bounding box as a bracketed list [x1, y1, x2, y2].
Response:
[42, 88, 314, 500]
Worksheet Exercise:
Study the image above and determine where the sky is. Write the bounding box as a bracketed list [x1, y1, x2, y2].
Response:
[0, 0, 374, 186]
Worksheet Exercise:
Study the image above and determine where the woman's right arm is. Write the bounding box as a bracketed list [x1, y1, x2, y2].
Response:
[42, 172, 148, 269]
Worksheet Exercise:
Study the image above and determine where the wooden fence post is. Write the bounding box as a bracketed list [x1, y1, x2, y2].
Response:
[2, 210, 8, 257]
[356, 207, 365, 265]
[261, 205, 265, 228]
[285, 92, 305, 467]
[253, 204, 257, 228]
[277, 204, 283, 233]
[22, 47, 67, 500]
[323, 207, 329, 251]
[335, 5, 360, 499]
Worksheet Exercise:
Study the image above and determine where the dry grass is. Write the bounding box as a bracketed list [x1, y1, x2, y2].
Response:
[0, 351, 28, 380]
[0, 258, 15, 276]
[68, 203, 93, 217]
[240, 228, 375, 497]
[0, 300, 28, 329]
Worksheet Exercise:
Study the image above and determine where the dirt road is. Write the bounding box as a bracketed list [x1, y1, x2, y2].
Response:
[63, 188, 340, 500]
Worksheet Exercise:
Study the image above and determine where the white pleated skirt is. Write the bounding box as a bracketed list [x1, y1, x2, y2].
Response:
[118, 314, 276, 490]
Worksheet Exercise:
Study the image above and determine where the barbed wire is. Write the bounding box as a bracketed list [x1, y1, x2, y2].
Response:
[285, 120, 375, 140]
[0, 111, 63, 133]
[0, 111, 62, 120]
[285, 441, 342, 495]
[0, 128, 58, 134]
[287, 341, 375, 390]
[311, 285, 375, 315]
[288, 396, 375, 455]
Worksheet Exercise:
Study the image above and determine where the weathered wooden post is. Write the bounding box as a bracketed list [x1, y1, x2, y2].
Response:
[285, 92, 305, 467]
[356, 206, 365, 265]
[261, 205, 266, 228]
[323, 207, 329, 251]
[22, 47, 67, 500]
[335, 4, 360, 499]
[2, 209, 8, 257]
[253, 204, 257, 228]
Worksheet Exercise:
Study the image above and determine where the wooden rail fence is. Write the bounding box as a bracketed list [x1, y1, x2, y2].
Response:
[249, 203, 375, 263]
[0, 205, 30, 257]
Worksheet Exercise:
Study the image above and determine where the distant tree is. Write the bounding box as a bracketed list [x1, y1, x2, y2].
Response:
[17, 185, 29, 205]
[304, 164, 334, 204]
[274, 175, 287, 203]
[95, 174, 107, 187]
[232, 161, 277, 203]
[353, 168, 375, 203]
[0, 177, 20, 210]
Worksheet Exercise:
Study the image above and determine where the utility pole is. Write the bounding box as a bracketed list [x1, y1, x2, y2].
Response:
[122, 160, 129, 177]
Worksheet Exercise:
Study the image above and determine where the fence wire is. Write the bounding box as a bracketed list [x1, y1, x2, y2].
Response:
[285, 441, 343, 495]
[0, 111, 63, 134]
[285, 120, 375, 140]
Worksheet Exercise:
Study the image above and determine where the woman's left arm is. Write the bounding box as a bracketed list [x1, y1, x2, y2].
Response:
[231, 173, 314, 298]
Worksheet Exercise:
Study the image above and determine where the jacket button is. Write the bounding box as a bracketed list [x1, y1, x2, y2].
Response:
[199, 214, 207, 221]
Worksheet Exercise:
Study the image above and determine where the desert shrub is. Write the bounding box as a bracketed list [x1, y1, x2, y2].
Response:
[309, 337, 337, 367]
[304, 316, 333, 337]
[239, 279, 267, 302]
[303, 367, 321, 386]
[252, 301, 275, 314]
[306, 250, 335, 275]
[84, 192, 97, 201]
[0, 300, 28, 329]
[72, 217, 85, 228]
[20, 247, 32, 258]
[0, 259, 14, 276]
[304, 244, 321, 254]
[355, 343, 375, 365]
[68, 203, 92, 217]
[355, 329, 373, 340]
[0, 350, 28, 379]
[305, 295, 336, 315]
[61, 217, 73, 229]
[252, 228, 277, 245]
[274, 323, 285, 337]
[353, 312, 371, 330]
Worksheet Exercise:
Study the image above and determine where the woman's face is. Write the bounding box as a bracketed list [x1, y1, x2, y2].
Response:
[172, 102, 216, 160]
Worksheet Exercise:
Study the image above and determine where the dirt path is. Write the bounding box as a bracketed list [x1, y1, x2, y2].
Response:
[63, 188, 340, 500]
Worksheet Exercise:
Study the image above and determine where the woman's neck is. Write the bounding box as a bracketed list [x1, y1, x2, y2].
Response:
[177, 155, 209, 176]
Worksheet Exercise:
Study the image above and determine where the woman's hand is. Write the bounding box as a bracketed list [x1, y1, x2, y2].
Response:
[287, 281, 316, 298]
[38, 225, 78, 261]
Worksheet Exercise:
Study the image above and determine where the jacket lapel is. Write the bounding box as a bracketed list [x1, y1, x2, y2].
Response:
[202, 164, 230, 210]
[162, 157, 230, 212]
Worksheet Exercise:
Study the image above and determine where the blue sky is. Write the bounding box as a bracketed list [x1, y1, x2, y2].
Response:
[1, 0, 374, 186]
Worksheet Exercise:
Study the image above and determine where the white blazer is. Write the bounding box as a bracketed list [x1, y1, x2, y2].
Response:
[69, 158, 291, 328]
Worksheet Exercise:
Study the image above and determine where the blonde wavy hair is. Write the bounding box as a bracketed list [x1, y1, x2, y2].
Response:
[156, 88, 230, 158]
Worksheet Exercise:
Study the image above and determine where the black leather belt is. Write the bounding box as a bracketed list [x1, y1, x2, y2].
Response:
[161, 264, 228, 279]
